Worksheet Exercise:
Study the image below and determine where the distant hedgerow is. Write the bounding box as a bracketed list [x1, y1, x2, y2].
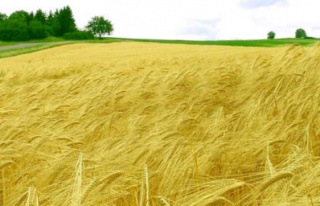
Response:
[63, 31, 94, 40]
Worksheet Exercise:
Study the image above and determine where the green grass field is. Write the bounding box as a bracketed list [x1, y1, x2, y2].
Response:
[106, 37, 319, 47]
[0, 37, 319, 59]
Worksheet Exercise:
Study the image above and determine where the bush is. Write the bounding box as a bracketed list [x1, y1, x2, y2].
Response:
[29, 20, 48, 39]
[304, 36, 317, 39]
[63, 31, 94, 40]
[0, 19, 30, 41]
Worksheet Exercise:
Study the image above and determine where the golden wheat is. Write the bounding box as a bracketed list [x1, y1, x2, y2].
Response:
[260, 172, 294, 192]
[1, 42, 320, 205]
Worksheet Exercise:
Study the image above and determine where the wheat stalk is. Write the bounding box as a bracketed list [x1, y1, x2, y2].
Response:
[155, 196, 171, 206]
[145, 165, 150, 206]
[82, 178, 98, 202]
[0, 160, 14, 172]
[2, 169, 5, 206]
[260, 172, 293, 192]
[71, 153, 83, 206]
[265, 143, 274, 176]
[209, 197, 234, 206]
[25, 186, 37, 206]
[98, 171, 123, 192]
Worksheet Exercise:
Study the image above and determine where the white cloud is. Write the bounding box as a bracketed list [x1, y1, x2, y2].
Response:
[240, 0, 288, 8]
[176, 19, 220, 40]
[1, 0, 320, 40]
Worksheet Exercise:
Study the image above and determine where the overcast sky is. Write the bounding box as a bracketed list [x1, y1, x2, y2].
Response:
[1, 0, 320, 40]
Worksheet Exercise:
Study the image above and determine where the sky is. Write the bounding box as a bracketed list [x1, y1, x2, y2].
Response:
[1, 0, 320, 40]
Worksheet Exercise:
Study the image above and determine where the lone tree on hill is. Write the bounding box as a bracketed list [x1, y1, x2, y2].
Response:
[295, 28, 307, 39]
[86, 16, 113, 39]
[267, 31, 276, 39]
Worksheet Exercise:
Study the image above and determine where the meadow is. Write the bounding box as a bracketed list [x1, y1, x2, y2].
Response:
[0, 37, 319, 59]
[0, 42, 320, 205]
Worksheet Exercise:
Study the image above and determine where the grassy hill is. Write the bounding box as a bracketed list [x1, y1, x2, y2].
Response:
[105, 37, 319, 47]
[0, 37, 319, 59]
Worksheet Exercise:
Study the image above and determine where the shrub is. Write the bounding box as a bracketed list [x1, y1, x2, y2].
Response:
[0, 19, 30, 41]
[63, 30, 94, 40]
[29, 20, 48, 39]
[304, 36, 317, 39]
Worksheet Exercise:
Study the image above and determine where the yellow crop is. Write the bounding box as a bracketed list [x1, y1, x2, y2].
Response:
[1, 42, 320, 205]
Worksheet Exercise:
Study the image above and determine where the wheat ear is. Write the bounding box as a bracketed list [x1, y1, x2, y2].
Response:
[25, 186, 37, 206]
[71, 152, 83, 206]
[209, 197, 234, 206]
[144, 164, 150, 206]
[155, 196, 171, 206]
[139, 164, 150, 206]
[2, 169, 5, 206]
[260, 172, 293, 192]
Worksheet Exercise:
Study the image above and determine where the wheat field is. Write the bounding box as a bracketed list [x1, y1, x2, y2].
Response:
[0, 42, 320, 205]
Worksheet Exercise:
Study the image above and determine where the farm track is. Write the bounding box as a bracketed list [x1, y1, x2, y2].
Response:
[1, 42, 320, 205]
[0, 42, 69, 52]
[0, 43, 43, 50]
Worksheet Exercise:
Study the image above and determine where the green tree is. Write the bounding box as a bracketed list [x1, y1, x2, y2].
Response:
[0, 6, 78, 40]
[28, 12, 35, 22]
[86, 16, 113, 39]
[267, 31, 276, 40]
[9, 10, 29, 22]
[45, 7, 76, 37]
[0, 10, 32, 41]
[295, 28, 307, 39]
[46, 10, 57, 36]
[0, 19, 30, 41]
[29, 20, 47, 39]
[0, 13, 8, 22]
[55, 6, 77, 36]
[35, 9, 47, 24]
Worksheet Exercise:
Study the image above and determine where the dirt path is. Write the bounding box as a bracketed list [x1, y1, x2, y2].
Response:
[0, 42, 69, 51]
[0, 43, 44, 51]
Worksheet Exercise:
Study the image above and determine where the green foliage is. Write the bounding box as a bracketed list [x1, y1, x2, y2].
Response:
[29, 20, 47, 39]
[0, 19, 30, 41]
[63, 31, 94, 40]
[28, 12, 35, 22]
[45, 11, 58, 36]
[0, 6, 79, 41]
[304, 36, 316, 39]
[54, 6, 77, 37]
[295, 28, 307, 39]
[115, 38, 318, 47]
[267, 31, 276, 40]
[0, 13, 7, 22]
[86, 16, 113, 39]
[0, 9, 49, 41]
[35, 9, 47, 25]
[9, 10, 29, 22]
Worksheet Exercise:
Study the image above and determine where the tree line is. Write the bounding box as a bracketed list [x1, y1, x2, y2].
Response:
[0, 6, 113, 41]
[267, 28, 315, 40]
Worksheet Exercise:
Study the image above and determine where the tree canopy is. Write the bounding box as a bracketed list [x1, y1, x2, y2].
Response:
[0, 13, 8, 22]
[295, 28, 307, 39]
[0, 6, 78, 41]
[86, 16, 113, 39]
[267, 31, 276, 40]
[0, 19, 30, 41]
